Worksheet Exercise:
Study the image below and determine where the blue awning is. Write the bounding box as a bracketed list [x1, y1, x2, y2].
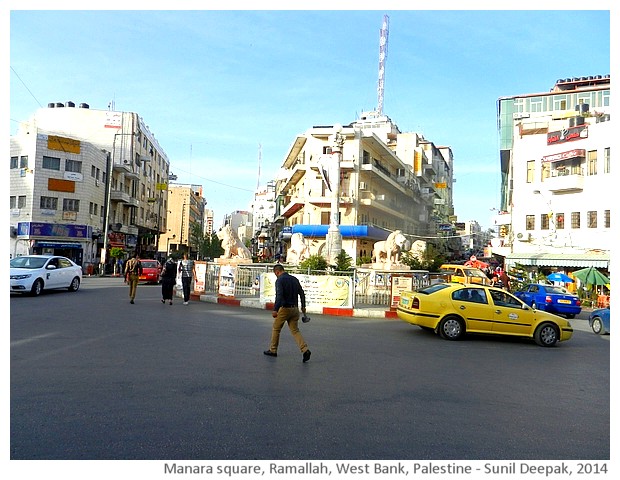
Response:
[291, 225, 390, 240]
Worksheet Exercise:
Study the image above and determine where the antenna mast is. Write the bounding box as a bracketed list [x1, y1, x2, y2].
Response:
[257, 143, 262, 190]
[377, 14, 389, 115]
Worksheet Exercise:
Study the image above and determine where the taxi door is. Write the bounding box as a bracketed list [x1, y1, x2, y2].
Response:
[489, 289, 533, 335]
[43, 258, 64, 288]
[450, 287, 493, 333]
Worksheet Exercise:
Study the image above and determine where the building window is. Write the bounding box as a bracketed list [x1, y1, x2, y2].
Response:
[525, 215, 535, 230]
[18, 195, 26, 208]
[20, 156, 28, 168]
[604, 147, 610, 174]
[526, 160, 535, 183]
[587, 211, 597, 228]
[571, 211, 580, 229]
[65, 159, 82, 173]
[604, 210, 610, 228]
[541, 162, 550, 181]
[540, 213, 549, 230]
[42, 155, 61, 170]
[63, 198, 80, 212]
[10, 196, 16, 208]
[10, 156, 18, 169]
[362, 150, 371, 165]
[40, 196, 58, 210]
[587, 150, 597, 176]
[555, 213, 565, 229]
[553, 95, 567, 111]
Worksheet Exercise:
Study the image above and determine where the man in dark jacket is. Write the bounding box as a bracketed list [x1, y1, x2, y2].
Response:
[264, 264, 311, 362]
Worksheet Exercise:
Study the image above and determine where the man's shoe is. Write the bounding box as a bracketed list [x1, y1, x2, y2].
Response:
[263, 350, 277, 357]
[303, 350, 311, 363]
[130, 299, 134, 304]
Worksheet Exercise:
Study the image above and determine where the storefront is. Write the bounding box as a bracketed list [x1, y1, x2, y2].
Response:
[16, 222, 91, 265]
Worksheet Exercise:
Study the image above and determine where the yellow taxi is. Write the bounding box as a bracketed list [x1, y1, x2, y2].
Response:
[397, 283, 573, 347]
[439, 264, 491, 285]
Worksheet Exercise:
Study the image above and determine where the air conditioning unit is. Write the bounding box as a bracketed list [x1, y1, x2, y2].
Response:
[359, 182, 368, 190]
[516, 232, 531, 242]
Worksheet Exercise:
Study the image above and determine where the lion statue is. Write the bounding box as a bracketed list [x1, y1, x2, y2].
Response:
[286, 232, 310, 264]
[408, 239, 427, 262]
[372, 230, 408, 265]
[216, 225, 252, 259]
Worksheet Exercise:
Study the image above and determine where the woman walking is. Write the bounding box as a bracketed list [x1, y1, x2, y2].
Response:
[160, 257, 177, 305]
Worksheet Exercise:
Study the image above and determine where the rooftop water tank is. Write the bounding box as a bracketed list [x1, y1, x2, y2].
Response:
[79, 103, 90, 108]
[66, 101, 75, 107]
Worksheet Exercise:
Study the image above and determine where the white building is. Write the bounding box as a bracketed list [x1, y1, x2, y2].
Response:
[10, 102, 171, 271]
[494, 76, 611, 273]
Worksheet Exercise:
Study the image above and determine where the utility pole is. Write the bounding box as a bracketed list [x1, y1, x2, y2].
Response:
[325, 124, 345, 266]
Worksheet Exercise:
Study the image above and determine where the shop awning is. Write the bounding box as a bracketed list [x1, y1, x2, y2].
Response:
[291, 224, 390, 240]
[505, 252, 609, 269]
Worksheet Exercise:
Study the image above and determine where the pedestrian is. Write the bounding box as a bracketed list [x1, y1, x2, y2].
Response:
[500, 268, 511, 291]
[178, 253, 196, 305]
[124, 252, 143, 304]
[264, 264, 311, 363]
[160, 257, 177, 305]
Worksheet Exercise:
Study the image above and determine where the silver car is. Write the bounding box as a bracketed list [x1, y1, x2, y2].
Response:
[10, 255, 82, 296]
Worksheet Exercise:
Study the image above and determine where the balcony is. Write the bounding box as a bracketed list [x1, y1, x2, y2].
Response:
[110, 190, 131, 203]
[545, 172, 584, 192]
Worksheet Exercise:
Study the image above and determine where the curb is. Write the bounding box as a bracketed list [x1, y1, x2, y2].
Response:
[196, 293, 395, 319]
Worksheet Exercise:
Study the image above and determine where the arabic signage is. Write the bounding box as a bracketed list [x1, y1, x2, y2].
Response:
[261, 272, 353, 308]
[17, 222, 91, 238]
[542, 149, 586, 163]
[48, 135, 81, 154]
[547, 125, 588, 145]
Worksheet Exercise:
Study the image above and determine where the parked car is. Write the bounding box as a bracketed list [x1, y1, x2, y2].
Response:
[397, 283, 573, 347]
[513, 283, 581, 318]
[439, 264, 491, 285]
[589, 308, 610, 335]
[138, 259, 162, 284]
[10, 255, 82, 296]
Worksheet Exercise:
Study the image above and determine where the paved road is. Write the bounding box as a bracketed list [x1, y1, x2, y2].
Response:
[10, 276, 609, 462]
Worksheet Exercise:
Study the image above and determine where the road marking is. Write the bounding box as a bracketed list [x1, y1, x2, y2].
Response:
[11, 332, 58, 347]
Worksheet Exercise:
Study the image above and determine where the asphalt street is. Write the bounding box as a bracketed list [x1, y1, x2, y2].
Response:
[10, 276, 609, 461]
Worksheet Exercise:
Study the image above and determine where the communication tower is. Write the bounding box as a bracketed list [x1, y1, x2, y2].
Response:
[377, 14, 389, 115]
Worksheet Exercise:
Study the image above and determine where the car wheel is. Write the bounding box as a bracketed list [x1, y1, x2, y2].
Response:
[439, 316, 464, 341]
[30, 279, 44, 296]
[534, 322, 559, 347]
[591, 317, 606, 335]
[68, 277, 81, 292]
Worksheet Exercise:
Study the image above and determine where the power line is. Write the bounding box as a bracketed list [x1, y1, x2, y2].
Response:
[10, 66, 43, 108]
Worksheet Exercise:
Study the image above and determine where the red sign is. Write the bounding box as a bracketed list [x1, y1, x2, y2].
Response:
[542, 149, 586, 163]
[547, 125, 588, 145]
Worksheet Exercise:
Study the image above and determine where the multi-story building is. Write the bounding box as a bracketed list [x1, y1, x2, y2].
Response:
[273, 111, 456, 263]
[494, 75, 611, 272]
[160, 184, 205, 258]
[10, 102, 171, 270]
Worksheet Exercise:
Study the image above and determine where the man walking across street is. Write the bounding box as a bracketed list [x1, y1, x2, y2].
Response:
[264, 264, 311, 362]
[178, 253, 196, 305]
[124, 253, 143, 304]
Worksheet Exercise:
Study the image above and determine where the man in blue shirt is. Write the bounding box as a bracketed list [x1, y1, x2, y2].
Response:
[264, 264, 311, 362]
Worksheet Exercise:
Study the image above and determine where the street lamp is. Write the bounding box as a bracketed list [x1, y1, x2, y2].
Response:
[166, 234, 176, 256]
[100, 132, 136, 275]
[325, 124, 344, 265]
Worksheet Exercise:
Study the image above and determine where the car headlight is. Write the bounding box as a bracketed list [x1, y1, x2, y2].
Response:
[11, 274, 32, 280]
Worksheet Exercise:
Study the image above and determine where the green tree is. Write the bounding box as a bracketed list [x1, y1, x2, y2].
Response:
[299, 254, 329, 273]
[334, 249, 354, 273]
[401, 243, 445, 271]
[109, 247, 125, 275]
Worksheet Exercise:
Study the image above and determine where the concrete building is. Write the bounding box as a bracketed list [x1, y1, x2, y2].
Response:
[159, 184, 205, 258]
[10, 102, 171, 271]
[273, 111, 456, 264]
[494, 76, 611, 272]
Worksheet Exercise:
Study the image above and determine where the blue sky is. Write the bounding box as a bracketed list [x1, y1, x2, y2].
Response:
[7, 4, 612, 230]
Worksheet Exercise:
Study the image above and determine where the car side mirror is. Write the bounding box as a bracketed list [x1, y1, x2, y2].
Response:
[46, 265, 57, 270]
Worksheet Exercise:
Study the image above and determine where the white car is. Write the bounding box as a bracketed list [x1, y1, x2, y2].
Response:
[10, 255, 82, 296]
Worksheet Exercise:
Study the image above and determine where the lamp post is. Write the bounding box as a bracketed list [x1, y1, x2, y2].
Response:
[325, 124, 344, 265]
[166, 234, 176, 256]
[100, 132, 135, 275]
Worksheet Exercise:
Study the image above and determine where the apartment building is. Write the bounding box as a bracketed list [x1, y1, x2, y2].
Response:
[494, 76, 611, 271]
[9, 102, 171, 270]
[273, 112, 456, 263]
[160, 184, 206, 258]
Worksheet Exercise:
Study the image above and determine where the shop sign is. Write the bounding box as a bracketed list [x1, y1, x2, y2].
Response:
[542, 149, 586, 162]
[547, 125, 588, 145]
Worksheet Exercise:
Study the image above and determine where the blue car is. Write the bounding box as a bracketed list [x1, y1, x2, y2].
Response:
[589, 308, 610, 335]
[513, 283, 582, 318]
